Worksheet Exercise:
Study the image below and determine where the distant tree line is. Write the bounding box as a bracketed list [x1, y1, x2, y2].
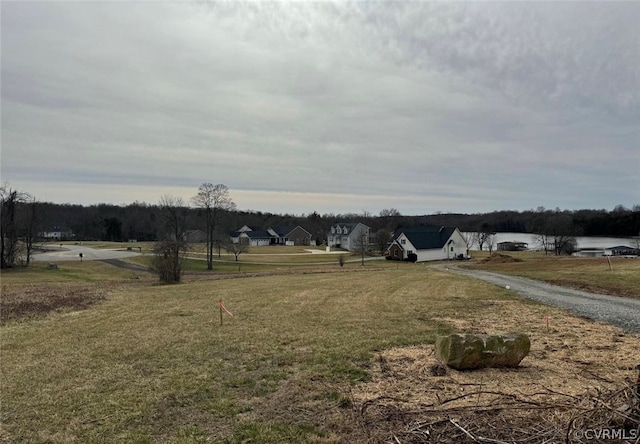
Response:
[22, 202, 640, 245]
[3, 180, 639, 269]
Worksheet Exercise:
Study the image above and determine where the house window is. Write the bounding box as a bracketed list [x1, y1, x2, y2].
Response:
[407, 250, 413, 255]
[394, 249, 398, 257]
[451, 247, 454, 252]
[401, 239, 406, 245]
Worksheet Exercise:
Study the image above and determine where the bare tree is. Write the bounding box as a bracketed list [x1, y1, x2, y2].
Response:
[460, 231, 475, 257]
[153, 195, 188, 283]
[20, 196, 39, 266]
[486, 233, 497, 254]
[535, 232, 553, 254]
[192, 183, 236, 271]
[474, 222, 495, 252]
[351, 226, 371, 266]
[379, 208, 401, 232]
[534, 210, 578, 255]
[213, 229, 227, 258]
[379, 208, 401, 218]
[472, 232, 485, 251]
[1, 184, 32, 268]
[226, 239, 248, 261]
[374, 229, 392, 255]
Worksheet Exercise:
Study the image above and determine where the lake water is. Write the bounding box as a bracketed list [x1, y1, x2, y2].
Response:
[463, 232, 637, 250]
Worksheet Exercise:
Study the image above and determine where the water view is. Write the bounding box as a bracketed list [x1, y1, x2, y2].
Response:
[464, 232, 638, 251]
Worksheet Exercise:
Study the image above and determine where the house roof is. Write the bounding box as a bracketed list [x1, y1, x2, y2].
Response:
[243, 230, 274, 239]
[334, 222, 366, 229]
[331, 222, 369, 235]
[269, 225, 304, 237]
[392, 225, 456, 250]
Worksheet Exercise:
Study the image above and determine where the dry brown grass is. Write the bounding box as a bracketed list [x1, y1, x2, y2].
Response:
[2, 259, 639, 443]
[468, 251, 640, 299]
[1, 285, 108, 323]
[353, 298, 640, 442]
[0, 261, 154, 322]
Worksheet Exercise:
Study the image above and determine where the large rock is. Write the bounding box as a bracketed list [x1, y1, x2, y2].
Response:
[435, 333, 530, 370]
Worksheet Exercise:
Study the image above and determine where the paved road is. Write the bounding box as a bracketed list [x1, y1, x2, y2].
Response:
[438, 264, 640, 333]
[33, 245, 142, 262]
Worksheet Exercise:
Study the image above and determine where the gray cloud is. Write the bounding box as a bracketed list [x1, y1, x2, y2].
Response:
[2, 1, 638, 214]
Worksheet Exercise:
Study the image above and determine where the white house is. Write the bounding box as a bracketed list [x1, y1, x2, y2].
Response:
[327, 222, 370, 252]
[230, 225, 312, 246]
[238, 230, 273, 246]
[42, 226, 74, 240]
[385, 225, 467, 262]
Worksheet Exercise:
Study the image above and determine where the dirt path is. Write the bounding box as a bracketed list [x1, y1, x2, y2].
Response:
[438, 264, 640, 332]
[100, 258, 152, 273]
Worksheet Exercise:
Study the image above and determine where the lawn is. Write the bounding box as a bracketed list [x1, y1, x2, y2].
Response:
[467, 250, 640, 298]
[2, 261, 508, 443]
[124, 249, 382, 273]
[2, 257, 638, 443]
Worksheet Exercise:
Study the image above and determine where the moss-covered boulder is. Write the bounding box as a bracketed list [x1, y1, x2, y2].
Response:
[435, 333, 530, 370]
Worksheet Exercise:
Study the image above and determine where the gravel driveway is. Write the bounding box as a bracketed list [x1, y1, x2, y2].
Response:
[439, 265, 640, 333]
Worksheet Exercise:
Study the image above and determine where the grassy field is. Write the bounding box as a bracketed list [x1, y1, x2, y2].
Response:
[2, 252, 639, 442]
[467, 250, 640, 298]
[1, 260, 515, 443]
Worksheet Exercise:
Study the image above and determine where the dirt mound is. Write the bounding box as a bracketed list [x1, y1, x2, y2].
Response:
[482, 253, 522, 263]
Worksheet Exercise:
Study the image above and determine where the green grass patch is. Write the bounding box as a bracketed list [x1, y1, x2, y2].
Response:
[225, 421, 324, 444]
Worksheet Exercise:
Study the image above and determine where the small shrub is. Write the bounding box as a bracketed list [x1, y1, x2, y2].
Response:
[151, 240, 185, 283]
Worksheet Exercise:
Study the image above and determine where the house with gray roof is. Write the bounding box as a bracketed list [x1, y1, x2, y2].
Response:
[267, 225, 312, 246]
[327, 222, 370, 252]
[385, 225, 466, 262]
[239, 230, 273, 246]
[231, 225, 312, 246]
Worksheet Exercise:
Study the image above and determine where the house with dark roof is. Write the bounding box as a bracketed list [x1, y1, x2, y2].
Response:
[230, 225, 312, 246]
[239, 230, 274, 246]
[267, 226, 312, 246]
[327, 222, 371, 252]
[606, 245, 639, 256]
[497, 241, 528, 251]
[385, 225, 466, 262]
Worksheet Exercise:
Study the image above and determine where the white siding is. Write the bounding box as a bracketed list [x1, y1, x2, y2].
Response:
[411, 228, 469, 262]
[447, 229, 467, 259]
[416, 248, 448, 262]
[327, 223, 370, 251]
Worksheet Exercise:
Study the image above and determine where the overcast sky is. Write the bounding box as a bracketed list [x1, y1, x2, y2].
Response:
[2, 1, 638, 215]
